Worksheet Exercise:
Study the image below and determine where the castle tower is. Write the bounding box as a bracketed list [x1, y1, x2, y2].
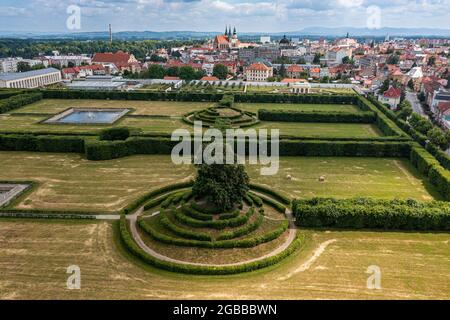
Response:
[225, 26, 228, 36]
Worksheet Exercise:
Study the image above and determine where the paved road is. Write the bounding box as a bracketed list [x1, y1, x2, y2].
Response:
[406, 90, 426, 117]
[127, 205, 297, 267]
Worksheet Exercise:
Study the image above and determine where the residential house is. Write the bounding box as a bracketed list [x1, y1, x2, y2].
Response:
[92, 51, 139, 74]
[286, 65, 304, 79]
[379, 86, 402, 110]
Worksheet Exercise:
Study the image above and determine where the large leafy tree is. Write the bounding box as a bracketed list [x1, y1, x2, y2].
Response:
[192, 163, 249, 212]
[146, 64, 165, 79]
[192, 118, 249, 212]
[213, 64, 228, 79]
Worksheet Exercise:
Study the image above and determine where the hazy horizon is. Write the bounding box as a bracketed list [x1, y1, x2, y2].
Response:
[0, 0, 449, 34]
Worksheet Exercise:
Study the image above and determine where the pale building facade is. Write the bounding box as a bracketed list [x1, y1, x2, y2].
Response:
[0, 68, 61, 88]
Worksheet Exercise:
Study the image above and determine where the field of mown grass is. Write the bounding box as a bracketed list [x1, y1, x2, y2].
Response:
[0, 153, 194, 212]
[248, 157, 440, 201]
[0, 153, 439, 213]
[0, 99, 385, 138]
[9, 99, 213, 116]
[0, 219, 448, 300]
[237, 102, 361, 113]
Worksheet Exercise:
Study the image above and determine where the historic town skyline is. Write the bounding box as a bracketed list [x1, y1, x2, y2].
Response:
[0, 0, 449, 33]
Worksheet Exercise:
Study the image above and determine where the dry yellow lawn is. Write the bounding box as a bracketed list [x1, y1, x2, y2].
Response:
[0, 153, 439, 214]
[0, 220, 448, 300]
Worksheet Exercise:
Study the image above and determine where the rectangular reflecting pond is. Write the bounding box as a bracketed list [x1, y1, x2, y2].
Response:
[44, 108, 130, 124]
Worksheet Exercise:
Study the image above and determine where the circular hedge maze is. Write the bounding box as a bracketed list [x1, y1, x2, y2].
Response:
[120, 183, 301, 275]
[183, 106, 259, 128]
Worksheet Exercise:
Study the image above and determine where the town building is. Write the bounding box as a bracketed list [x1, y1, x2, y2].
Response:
[42, 54, 91, 67]
[0, 68, 61, 88]
[61, 65, 106, 80]
[92, 51, 140, 73]
[214, 26, 240, 50]
[245, 62, 273, 82]
[379, 86, 402, 110]
[0, 58, 45, 73]
[286, 65, 304, 79]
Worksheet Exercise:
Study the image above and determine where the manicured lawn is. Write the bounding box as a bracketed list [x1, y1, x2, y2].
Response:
[256, 122, 383, 138]
[2, 99, 384, 138]
[0, 114, 382, 138]
[0, 114, 192, 135]
[248, 157, 440, 201]
[9, 99, 213, 116]
[0, 153, 194, 212]
[237, 102, 361, 113]
[0, 153, 439, 213]
[0, 219, 448, 299]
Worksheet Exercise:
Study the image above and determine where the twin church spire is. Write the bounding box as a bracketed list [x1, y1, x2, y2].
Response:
[224, 25, 237, 38]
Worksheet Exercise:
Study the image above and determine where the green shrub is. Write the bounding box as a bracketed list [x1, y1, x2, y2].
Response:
[121, 180, 194, 215]
[293, 198, 450, 231]
[119, 215, 302, 275]
[174, 206, 253, 230]
[247, 193, 263, 207]
[159, 213, 212, 241]
[139, 212, 288, 248]
[0, 134, 85, 153]
[258, 109, 376, 123]
[0, 92, 42, 114]
[182, 205, 213, 221]
[250, 183, 291, 205]
[99, 127, 130, 141]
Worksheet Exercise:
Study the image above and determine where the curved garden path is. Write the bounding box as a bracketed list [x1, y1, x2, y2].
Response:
[126, 205, 297, 267]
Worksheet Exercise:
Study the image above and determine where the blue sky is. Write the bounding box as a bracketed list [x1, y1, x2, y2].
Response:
[0, 0, 449, 32]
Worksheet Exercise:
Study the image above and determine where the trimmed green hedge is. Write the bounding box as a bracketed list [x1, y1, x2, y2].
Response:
[250, 183, 291, 205]
[99, 127, 131, 141]
[0, 90, 23, 100]
[139, 212, 288, 248]
[216, 212, 264, 240]
[410, 145, 450, 201]
[84, 136, 177, 160]
[293, 198, 450, 231]
[247, 193, 263, 207]
[121, 180, 194, 215]
[0, 134, 85, 153]
[182, 206, 214, 221]
[258, 109, 376, 123]
[119, 215, 302, 275]
[0, 92, 42, 114]
[366, 94, 450, 171]
[159, 212, 212, 241]
[254, 193, 287, 213]
[42, 89, 224, 102]
[218, 94, 234, 107]
[279, 140, 411, 158]
[174, 206, 253, 230]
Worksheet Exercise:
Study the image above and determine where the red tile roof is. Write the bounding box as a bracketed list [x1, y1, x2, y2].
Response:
[92, 51, 132, 64]
[215, 35, 230, 45]
[163, 76, 180, 80]
[200, 76, 219, 81]
[286, 65, 304, 73]
[281, 78, 308, 83]
[247, 62, 270, 71]
[383, 86, 402, 99]
[438, 101, 450, 114]
[62, 64, 105, 74]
